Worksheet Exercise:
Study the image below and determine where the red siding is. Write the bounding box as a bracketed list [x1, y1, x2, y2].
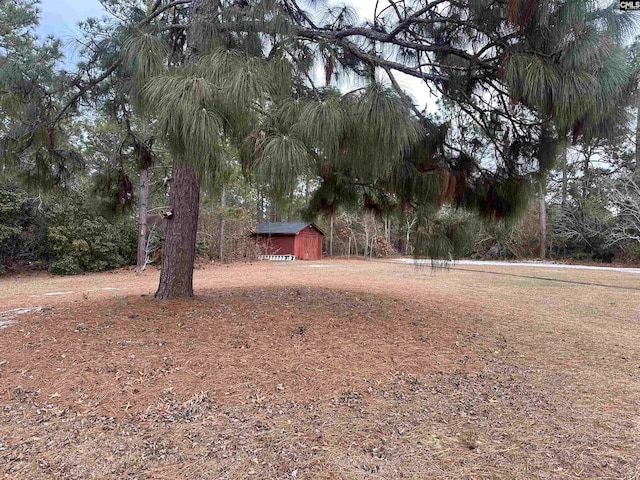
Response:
[256, 225, 323, 260]
[258, 235, 295, 256]
[293, 225, 322, 260]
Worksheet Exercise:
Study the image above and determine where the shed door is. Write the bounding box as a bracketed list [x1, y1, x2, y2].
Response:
[301, 233, 317, 260]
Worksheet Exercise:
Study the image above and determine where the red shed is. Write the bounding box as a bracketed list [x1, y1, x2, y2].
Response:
[254, 222, 324, 260]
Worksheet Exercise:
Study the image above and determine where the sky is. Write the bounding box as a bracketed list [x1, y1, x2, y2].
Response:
[35, 0, 436, 110]
[37, 0, 104, 42]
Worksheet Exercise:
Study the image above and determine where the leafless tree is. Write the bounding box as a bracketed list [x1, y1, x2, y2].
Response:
[608, 178, 640, 247]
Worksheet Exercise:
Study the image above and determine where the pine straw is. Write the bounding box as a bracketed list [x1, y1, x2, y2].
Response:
[1, 261, 639, 479]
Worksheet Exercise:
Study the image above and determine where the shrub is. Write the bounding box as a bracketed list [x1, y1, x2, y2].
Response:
[615, 242, 640, 265]
[0, 187, 48, 271]
[0, 188, 24, 273]
[0, 188, 24, 244]
[472, 202, 541, 260]
[1, 186, 137, 275]
[46, 194, 136, 275]
[550, 196, 615, 261]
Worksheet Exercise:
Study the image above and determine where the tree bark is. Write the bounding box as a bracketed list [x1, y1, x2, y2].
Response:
[559, 134, 568, 207]
[384, 216, 391, 243]
[539, 180, 547, 259]
[405, 216, 415, 255]
[256, 188, 264, 223]
[155, 161, 200, 299]
[269, 199, 277, 222]
[135, 165, 151, 274]
[329, 213, 334, 256]
[582, 147, 590, 200]
[219, 183, 226, 262]
[135, 122, 152, 275]
[363, 221, 369, 257]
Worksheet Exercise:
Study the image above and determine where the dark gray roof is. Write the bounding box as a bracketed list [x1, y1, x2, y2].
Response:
[255, 222, 324, 235]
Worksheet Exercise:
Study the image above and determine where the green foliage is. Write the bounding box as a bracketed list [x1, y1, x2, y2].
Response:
[6, 0, 636, 273]
[0, 188, 24, 274]
[1, 186, 138, 275]
[0, 188, 25, 243]
[340, 84, 419, 181]
[617, 241, 640, 264]
[413, 208, 479, 261]
[0, 186, 49, 271]
[0, 0, 70, 185]
[505, 0, 635, 139]
[467, 177, 533, 222]
[471, 202, 542, 260]
[123, 31, 167, 84]
[46, 194, 136, 274]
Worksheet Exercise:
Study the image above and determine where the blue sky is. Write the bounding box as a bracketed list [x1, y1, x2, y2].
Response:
[37, 0, 105, 63]
[37, 0, 104, 38]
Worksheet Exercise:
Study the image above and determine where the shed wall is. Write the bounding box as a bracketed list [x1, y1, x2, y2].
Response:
[255, 225, 323, 260]
[293, 225, 322, 260]
[258, 235, 295, 256]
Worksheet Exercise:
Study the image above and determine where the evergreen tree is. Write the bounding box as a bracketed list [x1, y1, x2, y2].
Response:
[5, 0, 639, 293]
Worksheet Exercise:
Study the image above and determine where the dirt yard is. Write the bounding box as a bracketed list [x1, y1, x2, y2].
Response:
[1, 259, 639, 479]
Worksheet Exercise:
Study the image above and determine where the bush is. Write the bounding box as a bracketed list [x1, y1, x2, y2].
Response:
[1, 186, 137, 275]
[46, 195, 136, 275]
[414, 209, 479, 260]
[0, 188, 26, 270]
[472, 202, 541, 260]
[0, 188, 24, 244]
[615, 242, 640, 265]
[0, 187, 49, 271]
[549, 195, 614, 260]
[48, 254, 83, 276]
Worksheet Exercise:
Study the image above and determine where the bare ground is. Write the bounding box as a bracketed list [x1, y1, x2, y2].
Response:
[1, 259, 639, 479]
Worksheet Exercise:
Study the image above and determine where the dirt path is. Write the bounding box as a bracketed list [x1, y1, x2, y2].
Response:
[401, 258, 640, 274]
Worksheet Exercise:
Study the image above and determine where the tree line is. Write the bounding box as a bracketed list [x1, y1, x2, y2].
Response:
[1, 0, 639, 295]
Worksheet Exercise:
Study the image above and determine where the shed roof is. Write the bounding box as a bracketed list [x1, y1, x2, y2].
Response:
[255, 222, 325, 236]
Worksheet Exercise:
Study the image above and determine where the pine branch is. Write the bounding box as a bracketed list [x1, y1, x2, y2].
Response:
[381, 65, 425, 120]
[52, 62, 120, 125]
[386, 0, 449, 39]
[52, 0, 191, 126]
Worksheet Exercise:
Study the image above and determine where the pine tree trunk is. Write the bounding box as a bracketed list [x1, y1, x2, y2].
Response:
[384, 216, 390, 243]
[256, 188, 264, 223]
[539, 180, 547, 259]
[559, 134, 568, 207]
[219, 184, 226, 262]
[155, 162, 200, 299]
[405, 220, 411, 255]
[135, 165, 150, 274]
[364, 223, 369, 258]
[329, 213, 334, 256]
[135, 122, 152, 275]
[582, 149, 590, 200]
